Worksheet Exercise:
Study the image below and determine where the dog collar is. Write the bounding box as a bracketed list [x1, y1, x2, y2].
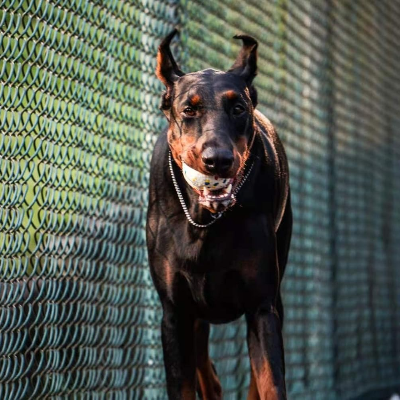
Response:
[168, 151, 254, 228]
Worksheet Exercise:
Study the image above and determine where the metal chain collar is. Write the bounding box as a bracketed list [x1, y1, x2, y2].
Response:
[168, 152, 254, 228]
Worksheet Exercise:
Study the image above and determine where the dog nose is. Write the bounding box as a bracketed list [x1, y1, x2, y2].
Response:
[202, 148, 234, 174]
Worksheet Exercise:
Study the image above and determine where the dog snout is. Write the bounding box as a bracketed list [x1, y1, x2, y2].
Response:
[202, 148, 234, 175]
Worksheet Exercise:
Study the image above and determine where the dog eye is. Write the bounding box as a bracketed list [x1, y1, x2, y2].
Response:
[233, 104, 245, 115]
[182, 107, 196, 117]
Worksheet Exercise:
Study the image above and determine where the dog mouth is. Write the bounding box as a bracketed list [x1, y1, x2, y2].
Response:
[198, 184, 235, 211]
[181, 161, 237, 212]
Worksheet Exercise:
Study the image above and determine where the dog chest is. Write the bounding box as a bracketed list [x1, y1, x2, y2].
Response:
[181, 268, 247, 323]
[180, 265, 274, 324]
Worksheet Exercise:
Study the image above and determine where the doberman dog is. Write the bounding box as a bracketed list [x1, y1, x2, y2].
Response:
[146, 30, 292, 400]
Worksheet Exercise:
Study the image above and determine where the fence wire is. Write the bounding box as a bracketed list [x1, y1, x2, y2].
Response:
[0, 0, 180, 398]
[0, 0, 399, 399]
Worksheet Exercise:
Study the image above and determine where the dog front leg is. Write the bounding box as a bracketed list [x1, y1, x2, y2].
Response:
[161, 303, 196, 400]
[246, 305, 286, 400]
[247, 368, 261, 400]
[195, 319, 222, 400]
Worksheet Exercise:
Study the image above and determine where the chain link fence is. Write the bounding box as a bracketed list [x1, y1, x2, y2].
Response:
[1, 0, 399, 399]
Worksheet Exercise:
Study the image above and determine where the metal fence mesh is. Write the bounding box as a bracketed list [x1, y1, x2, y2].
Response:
[1, 0, 399, 399]
[330, 1, 400, 398]
[0, 0, 179, 398]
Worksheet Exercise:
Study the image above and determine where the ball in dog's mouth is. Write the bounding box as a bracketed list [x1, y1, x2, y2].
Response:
[182, 162, 236, 212]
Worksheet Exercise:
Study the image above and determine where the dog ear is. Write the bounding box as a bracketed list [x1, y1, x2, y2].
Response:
[156, 29, 185, 109]
[228, 35, 258, 107]
[228, 34, 258, 84]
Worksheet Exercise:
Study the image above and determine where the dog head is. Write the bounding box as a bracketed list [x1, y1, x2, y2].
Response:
[156, 29, 258, 213]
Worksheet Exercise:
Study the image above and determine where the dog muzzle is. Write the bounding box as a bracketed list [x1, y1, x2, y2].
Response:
[182, 162, 235, 211]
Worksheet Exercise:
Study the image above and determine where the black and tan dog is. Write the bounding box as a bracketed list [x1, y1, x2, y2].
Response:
[146, 30, 292, 400]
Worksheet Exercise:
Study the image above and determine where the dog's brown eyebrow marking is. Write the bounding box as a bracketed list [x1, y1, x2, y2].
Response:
[225, 90, 238, 100]
[189, 94, 202, 105]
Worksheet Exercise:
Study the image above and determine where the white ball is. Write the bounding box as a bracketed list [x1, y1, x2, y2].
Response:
[182, 162, 233, 191]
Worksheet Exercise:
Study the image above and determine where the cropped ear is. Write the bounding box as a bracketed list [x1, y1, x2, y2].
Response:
[156, 29, 185, 109]
[228, 34, 258, 85]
